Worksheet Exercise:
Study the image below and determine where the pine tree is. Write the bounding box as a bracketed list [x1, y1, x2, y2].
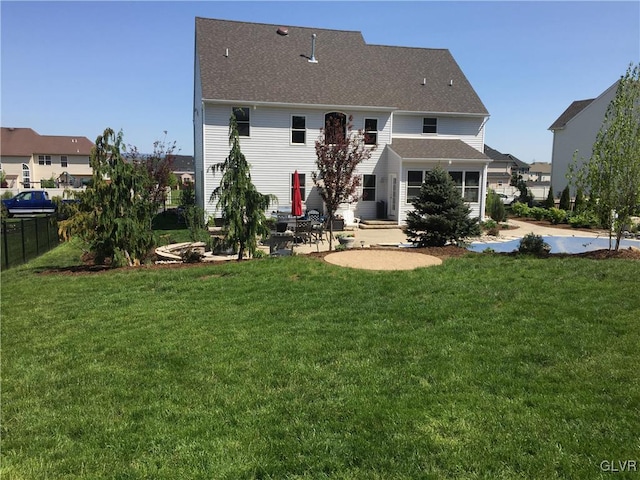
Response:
[210, 111, 274, 260]
[405, 165, 479, 247]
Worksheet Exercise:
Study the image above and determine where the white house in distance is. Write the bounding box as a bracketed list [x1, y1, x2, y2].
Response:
[549, 81, 618, 195]
[0, 127, 93, 189]
[193, 18, 491, 224]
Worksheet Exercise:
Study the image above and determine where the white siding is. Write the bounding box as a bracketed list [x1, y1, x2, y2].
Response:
[550, 82, 617, 194]
[202, 104, 391, 219]
[193, 55, 205, 210]
[392, 114, 485, 151]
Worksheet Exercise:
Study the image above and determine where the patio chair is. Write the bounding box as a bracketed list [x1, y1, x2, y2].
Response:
[295, 220, 312, 244]
[342, 209, 361, 230]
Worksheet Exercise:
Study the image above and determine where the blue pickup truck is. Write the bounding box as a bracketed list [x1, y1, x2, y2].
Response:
[2, 190, 57, 216]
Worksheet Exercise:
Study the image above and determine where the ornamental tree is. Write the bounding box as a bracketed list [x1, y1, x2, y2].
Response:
[58, 128, 155, 266]
[571, 63, 640, 250]
[210, 111, 274, 260]
[405, 165, 479, 247]
[313, 115, 374, 250]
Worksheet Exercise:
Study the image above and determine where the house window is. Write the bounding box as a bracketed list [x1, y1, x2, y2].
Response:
[324, 112, 346, 144]
[22, 163, 30, 188]
[38, 155, 52, 165]
[407, 170, 424, 201]
[291, 116, 306, 144]
[423, 117, 437, 134]
[61, 156, 68, 167]
[364, 118, 378, 145]
[362, 174, 376, 201]
[291, 172, 306, 201]
[233, 107, 250, 136]
[449, 171, 480, 202]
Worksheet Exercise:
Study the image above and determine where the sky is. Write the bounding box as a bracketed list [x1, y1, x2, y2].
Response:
[1, 1, 639, 163]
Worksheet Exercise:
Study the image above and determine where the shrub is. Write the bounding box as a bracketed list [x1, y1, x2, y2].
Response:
[559, 185, 571, 211]
[568, 211, 600, 229]
[547, 207, 568, 225]
[544, 187, 555, 209]
[518, 233, 550, 255]
[487, 191, 506, 222]
[574, 188, 586, 213]
[511, 202, 530, 217]
[529, 207, 548, 221]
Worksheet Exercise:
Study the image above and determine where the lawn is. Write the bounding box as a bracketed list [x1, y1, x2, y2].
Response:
[1, 242, 639, 479]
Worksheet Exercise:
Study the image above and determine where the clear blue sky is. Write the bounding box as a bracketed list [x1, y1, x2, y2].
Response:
[2, 1, 638, 163]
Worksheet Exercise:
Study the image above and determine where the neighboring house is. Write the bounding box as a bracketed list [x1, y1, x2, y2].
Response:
[0, 127, 93, 189]
[527, 162, 551, 183]
[194, 18, 491, 224]
[484, 145, 529, 194]
[548, 81, 618, 194]
[172, 155, 195, 185]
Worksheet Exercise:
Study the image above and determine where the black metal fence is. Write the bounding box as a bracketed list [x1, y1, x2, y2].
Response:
[1, 215, 59, 270]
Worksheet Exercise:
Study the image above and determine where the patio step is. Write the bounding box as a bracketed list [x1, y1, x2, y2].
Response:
[359, 220, 401, 229]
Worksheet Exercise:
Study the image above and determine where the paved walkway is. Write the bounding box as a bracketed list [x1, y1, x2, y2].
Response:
[287, 219, 609, 255]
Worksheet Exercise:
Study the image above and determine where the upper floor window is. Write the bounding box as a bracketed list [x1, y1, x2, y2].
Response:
[362, 174, 376, 201]
[61, 156, 68, 167]
[364, 118, 378, 145]
[291, 116, 306, 144]
[423, 117, 437, 134]
[324, 112, 346, 144]
[38, 155, 52, 165]
[291, 172, 306, 201]
[233, 107, 250, 136]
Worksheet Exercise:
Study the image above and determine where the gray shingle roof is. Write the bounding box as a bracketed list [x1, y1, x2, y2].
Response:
[196, 18, 488, 115]
[389, 139, 489, 160]
[549, 99, 594, 130]
[484, 145, 528, 169]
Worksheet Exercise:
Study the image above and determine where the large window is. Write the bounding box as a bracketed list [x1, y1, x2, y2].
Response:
[407, 170, 424, 201]
[422, 117, 437, 134]
[38, 155, 52, 165]
[362, 174, 376, 201]
[450, 171, 480, 202]
[61, 155, 68, 167]
[291, 172, 306, 201]
[364, 118, 378, 145]
[233, 107, 250, 136]
[324, 112, 346, 144]
[406, 169, 480, 203]
[291, 116, 306, 144]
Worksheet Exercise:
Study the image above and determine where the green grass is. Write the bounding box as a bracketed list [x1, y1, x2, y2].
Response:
[2, 243, 639, 479]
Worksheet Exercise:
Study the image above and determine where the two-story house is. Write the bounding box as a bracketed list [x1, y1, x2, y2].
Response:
[194, 18, 491, 225]
[484, 145, 529, 195]
[548, 81, 618, 195]
[0, 127, 93, 189]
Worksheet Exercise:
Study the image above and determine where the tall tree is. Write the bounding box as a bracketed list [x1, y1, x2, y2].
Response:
[313, 115, 374, 250]
[559, 185, 571, 211]
[59, 128, 155, 266]
[572, 63, 640, 250]
[405, 165, 479, 247]
[210, 112, 274, 260]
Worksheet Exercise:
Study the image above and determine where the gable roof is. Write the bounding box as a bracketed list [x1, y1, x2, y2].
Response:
[172, 155, 194, 172]
[549, 99, 595, 130]
[528, 162, 551, 174]
[195, 18, 488, 115]
[389, 139, 489, 161]
[1, 127, 93, 156]
[484, 145, 529, 169]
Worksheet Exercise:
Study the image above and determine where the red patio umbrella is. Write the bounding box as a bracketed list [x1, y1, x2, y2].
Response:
[292, 171, 303, 248]
[292, 170, 303, 217]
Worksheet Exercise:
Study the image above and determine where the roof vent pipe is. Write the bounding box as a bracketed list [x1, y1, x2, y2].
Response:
[449, 79, 453, 86]
[224, 48, 229, 58]
[308, 34, 318, 63]
[422, 78, 426, 86]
